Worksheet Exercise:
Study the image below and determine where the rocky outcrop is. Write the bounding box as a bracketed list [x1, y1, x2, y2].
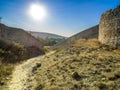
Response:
[0, 24, 44, 58]
[99, 5, 120, 47]
[52, 25, 99, 49]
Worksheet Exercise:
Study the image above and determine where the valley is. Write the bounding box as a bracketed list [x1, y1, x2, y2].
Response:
[0, 2, 120, 90]
[4, 39, 120, 90]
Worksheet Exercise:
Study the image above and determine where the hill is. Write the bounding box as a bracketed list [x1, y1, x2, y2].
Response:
[0, 39, 26, 89]
[29, 32, 67, 46]
[0, 24, 44, 58]
[33, 39, 120, 90]
[29, 32, 66, 39]
[52, 25, 99, 49]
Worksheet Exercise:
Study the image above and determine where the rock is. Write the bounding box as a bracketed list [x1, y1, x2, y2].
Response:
[96, 82, 107, 90]
[0, 81, 4, 86]
[35, 84, 43, 90]
[36, 63, 41, 68]
[71, 72, 82, 81]
[32, 63, 41, 73]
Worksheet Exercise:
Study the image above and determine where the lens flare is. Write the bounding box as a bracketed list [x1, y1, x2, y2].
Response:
[29, 3, 47, 21]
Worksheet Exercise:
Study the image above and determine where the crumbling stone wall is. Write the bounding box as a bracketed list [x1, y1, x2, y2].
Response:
[99, 5, 120, 47]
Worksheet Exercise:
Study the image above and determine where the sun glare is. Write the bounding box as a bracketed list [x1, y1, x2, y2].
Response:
[29, 3, 47, 21]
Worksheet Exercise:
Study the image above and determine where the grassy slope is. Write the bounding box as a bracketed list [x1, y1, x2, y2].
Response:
[0, 39, 26, 89]
[34, 39, 120, 90]
[0, 61, 14, 90]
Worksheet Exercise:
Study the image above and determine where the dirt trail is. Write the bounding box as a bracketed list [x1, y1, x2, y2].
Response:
[8, 51, 55, 90]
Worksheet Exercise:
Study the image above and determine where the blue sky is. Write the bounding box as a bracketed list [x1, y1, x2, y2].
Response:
[0, 0, 120, 36]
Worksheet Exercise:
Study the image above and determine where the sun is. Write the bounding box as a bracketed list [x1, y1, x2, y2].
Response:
[29, 3, 47, 21]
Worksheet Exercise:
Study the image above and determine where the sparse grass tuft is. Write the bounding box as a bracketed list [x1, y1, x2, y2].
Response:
[0, 60, 14, 87]
[44, 46, 51, 53]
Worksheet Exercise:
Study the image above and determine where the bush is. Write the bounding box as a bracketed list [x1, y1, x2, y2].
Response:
[0, 39, 26, 63]
[44, 46, 50, 53]
[0, 39, 26, 87]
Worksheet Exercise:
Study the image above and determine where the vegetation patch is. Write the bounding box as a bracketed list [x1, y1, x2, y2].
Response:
[0, 39, 26, 63]
[0, 39, 26, 89]
[0, 60, 14, 89]
[34, 39, 120, 90]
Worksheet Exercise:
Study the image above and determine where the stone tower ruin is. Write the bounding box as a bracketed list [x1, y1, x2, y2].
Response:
[99, 5, 120, 47]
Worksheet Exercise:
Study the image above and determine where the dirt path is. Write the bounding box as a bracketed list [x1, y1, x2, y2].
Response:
[8, 51, 55, 90]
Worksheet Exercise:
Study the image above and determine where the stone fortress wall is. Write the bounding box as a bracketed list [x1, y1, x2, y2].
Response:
[99, 5, 120, 47]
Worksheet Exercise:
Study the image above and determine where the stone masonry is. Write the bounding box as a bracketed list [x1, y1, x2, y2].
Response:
[99, 5, 120, 47]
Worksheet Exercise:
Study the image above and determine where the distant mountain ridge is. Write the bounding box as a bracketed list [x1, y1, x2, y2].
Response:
[52, 25, 99, 49]
[0, 23, 44, 58]
[29, 31, 67, 39]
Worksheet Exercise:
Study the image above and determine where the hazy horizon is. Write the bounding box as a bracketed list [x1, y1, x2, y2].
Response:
[0, 0, 120, 37]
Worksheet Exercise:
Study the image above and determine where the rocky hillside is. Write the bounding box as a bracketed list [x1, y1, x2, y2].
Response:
[52, 25, 99, 49]
[33, 39, 120, 90]
[0, 24, 44, 58]
[29, 32, 66, 39]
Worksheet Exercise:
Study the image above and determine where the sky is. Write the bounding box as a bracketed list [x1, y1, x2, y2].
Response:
[0, 0, 120, 37]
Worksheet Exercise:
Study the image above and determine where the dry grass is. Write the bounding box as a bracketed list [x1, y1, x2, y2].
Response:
[74, 39, 100, 49]
[0, 61, 14, 89]
[0, 39, 25, 89]
[33, 39, 120, 90]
